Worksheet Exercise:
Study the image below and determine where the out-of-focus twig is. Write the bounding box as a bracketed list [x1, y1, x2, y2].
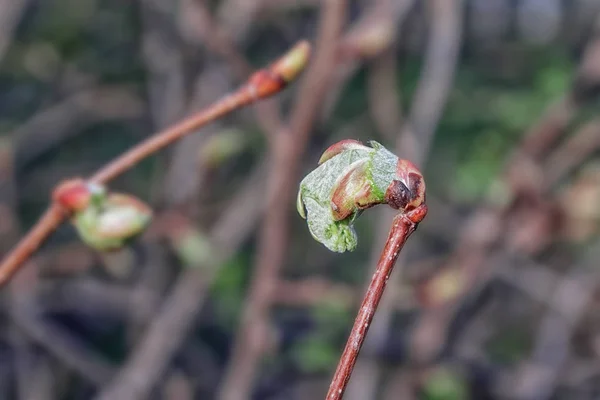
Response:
[178, 0, 283, 142]
[509, 243, 600, 400]
[399, 0, 464, 165]
[0, 42, 309, 286]
[406, 6, 600, 372]
[0, 0, 30, 64]
[14, 86, 144, 168]
[367, 49, 403, 143]
[544, 117, 600, 185]
[10, 286, 115, 386]
[322, 0, 415, 119]
[93, 161, 268, 400]
[216, 2, 346, 399]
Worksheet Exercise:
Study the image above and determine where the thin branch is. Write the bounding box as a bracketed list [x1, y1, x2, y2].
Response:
[14, 85, 143, 168]
[326, 210, 426, 400]
[346, 1, 464, 398]
[0, 41, 310, 286]
[93, 160, 269, 400]
[399, 0, 464, 164]
[216, 2, 346, 399]
[510, 243, 600, 400]
[10, 301, 115, 386]
[0, 0, 30, 64]
[544, 117, 600, 185]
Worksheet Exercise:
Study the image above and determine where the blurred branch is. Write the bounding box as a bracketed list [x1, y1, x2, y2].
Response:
[0, 42, 308, 286]
[323, 0, 415, 119]
[10, 272, 115, 387]
[273, 278, 357, 307]
[544, 117, 600, 185]
[404, 5, 600, 375]
[217, 1, 346, 398]
[139, 0, 187, 129]
[0, 0, 30, 65]
[14, 86, 144, 168]
[367, 49, 403, 143]
[509, 243, 600, 400]
[94, 160, 268, 400]
[164, 0, 282, 205]
[399, 0, 464, 165]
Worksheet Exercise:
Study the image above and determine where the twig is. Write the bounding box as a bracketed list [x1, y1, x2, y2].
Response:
[93, 160, 269, 400]
[0, 41, 310, 286]
[403, 8, 600, 370]
[0, 0, 30, 64]
[510, 243, 600, 400]
[326, 209, 427, 400]
[544, 117, 600, 185]
[10, 298, 115, 386]
[400, 0, 464, 165]
[216, 2, 345, 399]
[177, 0, 283, 141]
[14, 85, 143, 168]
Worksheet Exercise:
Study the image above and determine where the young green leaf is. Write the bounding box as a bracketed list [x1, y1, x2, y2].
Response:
[297, 140, 425, 252]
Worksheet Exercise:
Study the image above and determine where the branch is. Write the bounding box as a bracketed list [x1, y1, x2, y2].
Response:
[346, 1, 463, 398]
[326, 209, 427, 399]
[93, 160, 269, 400]
[216, 2, 346, 399]
[0, 41, 311, 286]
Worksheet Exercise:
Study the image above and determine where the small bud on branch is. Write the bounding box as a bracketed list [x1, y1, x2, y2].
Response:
[0, 41, 311, 285]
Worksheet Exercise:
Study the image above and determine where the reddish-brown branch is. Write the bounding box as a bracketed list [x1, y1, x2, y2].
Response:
[0, 204, 67, 284]
[0, 41, 310, 287]
[326, 207, 426, 400]
[216, 3, 345, 399]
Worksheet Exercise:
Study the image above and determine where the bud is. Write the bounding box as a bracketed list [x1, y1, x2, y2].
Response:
[199, 129, 247, 169]
[53, 179, 101, 212]
[270, 40, 311, 84]
[170, 225, 212, 268]
[70, 188, 152, 251]
[421, 367, 468, 400]
[247, 40, 311, 99]
[297, 140, 426, 252]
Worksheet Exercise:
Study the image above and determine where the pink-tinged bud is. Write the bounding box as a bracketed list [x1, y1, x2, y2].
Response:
[318, 139, 370, 165]
[53, 179, 93, 212]
[247, 40, 311, 99]
[199, 129, 247, 168]
[385, 159, 426, 216]
[330, 159, 379, 221]
[271, 40, 311, 84]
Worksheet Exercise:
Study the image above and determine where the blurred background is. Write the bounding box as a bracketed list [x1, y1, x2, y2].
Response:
[1, 0, 600, 399]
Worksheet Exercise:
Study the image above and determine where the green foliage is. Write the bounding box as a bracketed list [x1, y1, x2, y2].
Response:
[427, 49, 573, 202]
[421, 368, 469, 400]
[486, 327, 532, 365]
[210, 255, 251, 328]
[291, 300, 352, 373]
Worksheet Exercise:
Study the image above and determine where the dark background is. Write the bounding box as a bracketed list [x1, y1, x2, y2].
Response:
[1, 0, 600, 399]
